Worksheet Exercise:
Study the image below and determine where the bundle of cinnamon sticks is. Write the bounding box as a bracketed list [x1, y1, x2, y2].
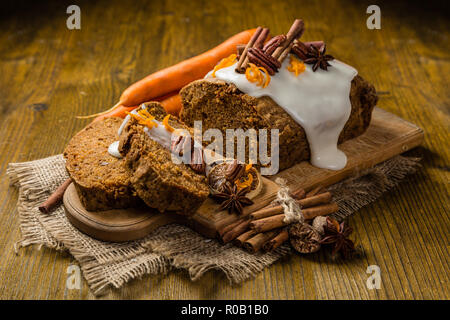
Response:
[217, 186, 338, 253]
[235, 19, 305, 73]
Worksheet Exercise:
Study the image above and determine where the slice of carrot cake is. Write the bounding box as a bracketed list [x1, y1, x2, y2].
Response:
[118, 102, 209, 215]
[63, 117, 141, 211]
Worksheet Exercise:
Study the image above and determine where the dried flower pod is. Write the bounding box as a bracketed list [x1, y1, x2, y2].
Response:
[320, 217, 356, 259]
[211, 183, 253, 215]
[289, 222, 322, 254]
[292, 42, 334, 72]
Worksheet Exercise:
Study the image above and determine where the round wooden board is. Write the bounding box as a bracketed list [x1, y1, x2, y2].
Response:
[63, 183, 179, 242]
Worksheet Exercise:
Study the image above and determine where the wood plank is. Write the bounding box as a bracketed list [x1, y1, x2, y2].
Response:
[62, 177, 278, 241]
[192, 107, 424, 236]
[0, 0, 448, 300]
[63, 183, 181, 242]
[63, 107, 423, 242]
[274, 107, 424, 190]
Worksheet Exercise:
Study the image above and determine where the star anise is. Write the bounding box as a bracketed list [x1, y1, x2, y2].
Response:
[320, 217, 356, 259]
[211, 183, 253, 215]
[293, 42, 334, 72]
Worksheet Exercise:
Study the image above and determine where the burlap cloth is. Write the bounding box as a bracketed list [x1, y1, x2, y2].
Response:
[6, 154, 420, 296]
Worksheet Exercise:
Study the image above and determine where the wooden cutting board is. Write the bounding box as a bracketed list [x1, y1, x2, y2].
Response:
[63, 107, 424, 242]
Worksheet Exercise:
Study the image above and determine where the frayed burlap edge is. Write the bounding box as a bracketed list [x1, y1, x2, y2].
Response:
[7, 155, 64, 251]
[6, 155, 171, 295]
[142, 224, 292, 284]
[6, 154, 421, 295]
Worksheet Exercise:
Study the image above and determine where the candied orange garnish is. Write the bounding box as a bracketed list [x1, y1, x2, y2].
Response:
[235, 173, 254, 191]
[126, 110, 158, 129]
[138, 108, 153, 119]
[162, 114, 174, 133]
[287, 55, 306, 76]
[212, 54, 237, 77]
[245, 63, 270, 88]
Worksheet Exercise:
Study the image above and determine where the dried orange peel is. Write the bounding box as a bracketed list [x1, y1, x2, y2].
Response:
[162, 114, 175, 133]
[126, 110, 158, 129]
[212, 54, 237, 77]
[287, 55, 306, 76]
[235, 173, 254, 190]
[245, 63, 270, 88]
[235, 163, 255, 190]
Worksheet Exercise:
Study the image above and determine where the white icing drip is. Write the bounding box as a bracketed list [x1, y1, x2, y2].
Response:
[143, 120, 172, 150]
[109, 104, 208, 165]
[109, 107, 141, 158]
[213, 56, 357, 170]
[108, 140, 122, 158]
[143, 120, 205, 165]
[109, 105, 222, 175]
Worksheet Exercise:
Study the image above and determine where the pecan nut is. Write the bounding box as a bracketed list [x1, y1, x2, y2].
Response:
[171, 135, 194, 156]
[262, 35, 286, 55]
[225, 159, 246, 182]
[291, 41, 310, 60]
[247, 47, 281, 75]
[190, 147, 206, 174]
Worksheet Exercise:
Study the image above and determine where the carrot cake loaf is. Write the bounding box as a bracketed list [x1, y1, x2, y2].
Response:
[180, 20, 378, 172]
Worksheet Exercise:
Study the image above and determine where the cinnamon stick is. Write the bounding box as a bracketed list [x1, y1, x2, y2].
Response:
[297, 192, 332, 208]
[221, 219, 251, 244]
[262, 229, 289, 251]
[272, 19, 304, 60]
[250, 202, 339, 232]
[240, 27, 270, 71]
[217, 218, 244, 237]
[254, 28, 270, 49]
[233, 229, 257, 247]
[278, 41, 295, 64]
[38, 178, 72, 214]
[290, 187, 306, 200]
[306, 185, 324, 198]
[243, 230, 278, 253]
[236, 44, 246, 59]
[250, 214, 287, 233]
[249, 205, 284, 220]
[301, 203, 339, 220]
[249, 192, 330, 221]
[236, 26, 262, 73]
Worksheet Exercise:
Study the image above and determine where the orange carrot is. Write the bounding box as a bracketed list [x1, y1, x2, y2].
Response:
[160, 94, 182, 116]
[153, 90, 179, 102]
[92, 91, 181, 122]
[119, 28, 256, 107]
[92, 105, 137, 122]
[77, 28, 256, 120]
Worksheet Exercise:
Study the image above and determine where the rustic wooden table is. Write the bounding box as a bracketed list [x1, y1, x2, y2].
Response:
[0, 0, 448, 300]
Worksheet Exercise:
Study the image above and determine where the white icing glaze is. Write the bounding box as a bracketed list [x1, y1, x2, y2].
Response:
[108, 140, 122, 158]
[143, 120, 172, 150]
[108, 106, 139, 158]
[109, 104, 210, 167]
[213, 56, 357, 170]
